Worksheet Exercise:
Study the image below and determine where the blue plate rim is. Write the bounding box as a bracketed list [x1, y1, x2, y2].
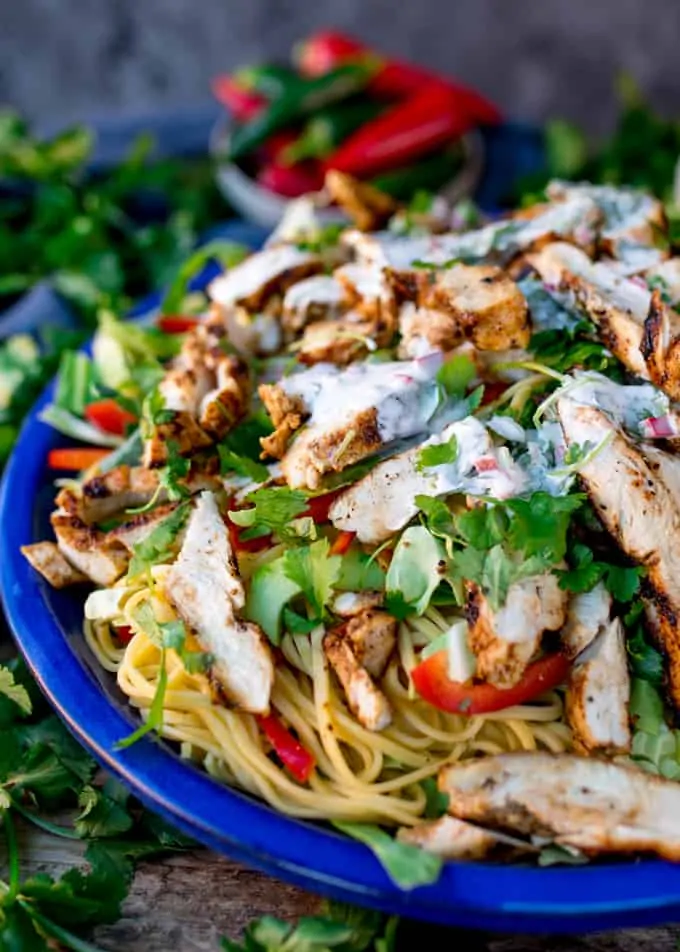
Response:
[4, 290, 680, 934]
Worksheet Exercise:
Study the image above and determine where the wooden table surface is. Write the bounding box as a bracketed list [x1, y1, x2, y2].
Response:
[17, 820, 680, 951]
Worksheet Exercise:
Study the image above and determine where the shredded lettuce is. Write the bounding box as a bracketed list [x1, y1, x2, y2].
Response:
[386, 526, 447, 618]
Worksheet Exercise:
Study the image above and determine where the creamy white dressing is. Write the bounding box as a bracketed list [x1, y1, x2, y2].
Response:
[551, 372, 669, 437]
[518, 275, 580, 332]
[279, 357, 442, 442]
[345, 195, 599, 272]
[334, 262, 390, 302]
[646, 258, 680, 306]
[283, 275, 344, 315]
[209, 246, 317, 306]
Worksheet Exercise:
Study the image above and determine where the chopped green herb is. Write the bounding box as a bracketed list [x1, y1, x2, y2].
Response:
[218, 445, 269, 483]
[127, 502, 190, 578]
[436, 353, 476, 397]
[229, 486, 309, 540]
[283, 538, 341, 618]
[333, 822, 442, 890]
[416, 432, 458, 470]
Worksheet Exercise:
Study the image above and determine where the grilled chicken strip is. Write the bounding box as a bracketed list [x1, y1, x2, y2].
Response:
[329, 417, 527, 545]
[466, 574, 568, 688]
[560, 583, 612, 659]
[557, 396, 680, 705]
[388, 264, 531, 354]
[566, 617, 631, 754]
[282, 275, 346, 334]
[334, 262, 394, 322]
[439, 752, 680, 860]
[107, 502, 181, 553]
[296, 308, 395, 367]
[343, 193, 601, 271]
[165, 491, 273, 713]
[532, 242, 680, 399]
[208, 245, 322, 313]
[259, 359, 441, 489]
[546, 180, 668, 272]
[50, 513, 129, 587]
[323, 609, 396, 731]
[21, 541, 88, 588]
[56, 464, 220, 525]
[325, 170, 397, 232]
[397, 815, 498, 860]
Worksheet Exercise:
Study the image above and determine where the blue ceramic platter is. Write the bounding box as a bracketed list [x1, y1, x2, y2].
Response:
[5, 235, 680, 935]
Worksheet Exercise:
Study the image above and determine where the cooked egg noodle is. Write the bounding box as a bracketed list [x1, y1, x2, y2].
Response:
[89, 580, 569, 825]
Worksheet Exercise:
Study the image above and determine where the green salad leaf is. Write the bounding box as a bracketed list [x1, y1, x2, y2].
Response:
[333, 822, 442, 890]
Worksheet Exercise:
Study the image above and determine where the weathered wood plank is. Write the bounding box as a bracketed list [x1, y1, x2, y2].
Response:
[15, 823, 680, 951]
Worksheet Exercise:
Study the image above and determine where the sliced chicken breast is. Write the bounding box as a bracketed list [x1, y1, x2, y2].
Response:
[532, 242, 680, 399]
[282, 275, 345, 334]
[208, 246, 322, 312]
[165, 491, 273, 713]
[107, 502, 181, 552]
[466, 573, 568, 688]
[560, 583, 612, 659]
[546, 180, 667, 271]
[566, 617, 631, 754]
[389, 264, 530, 353]
[198, 354, 250, 440]
[439, 752, 680, 860]
[646, 258, 680, 307]
[261, 359, 441, 489]
[397, 815, 498, 860]
[323, 609, 396, 731]
[50, 513, 129, 587]
[296, 309, 394, 367]
[557, 397, 680, 705]
[329, 417, 527, 545]
[21, 541, 88, 588]
[56, 465, 220, 525]
[343, 194, 601, 271]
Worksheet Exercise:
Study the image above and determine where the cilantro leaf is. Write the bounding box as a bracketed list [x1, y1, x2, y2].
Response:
[0, 666, 32, 717]
[74, 780, 134, 839]
[604, 564, 644, 602]
[159, 619, 212, 674]
[505, 492, 583, 561]
[415, 494, 456, 541]
[335, 549, 386, 593]
[627, 605, 665, 684]
[230, 486, 309, 540]
[282, 607, 319, 634]
[218, 445, 269, 483]
[416, 433, 458, 471]
[456, 506, 508, 549]
[128, 502, 190, 578]
[333, 822, 442, 890]
[557, 543, 605, 593]
[436, 353, 476, 397]
[283, 539, 341, 618]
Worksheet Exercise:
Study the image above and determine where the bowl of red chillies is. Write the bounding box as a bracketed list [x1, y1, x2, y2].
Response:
[210, 30, 499, 228]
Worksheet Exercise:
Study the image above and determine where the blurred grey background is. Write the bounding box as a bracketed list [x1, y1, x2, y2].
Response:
[2, 0, 680, 134]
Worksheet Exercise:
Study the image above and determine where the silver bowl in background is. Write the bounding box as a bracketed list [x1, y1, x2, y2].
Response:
[210, 115, 485, 229]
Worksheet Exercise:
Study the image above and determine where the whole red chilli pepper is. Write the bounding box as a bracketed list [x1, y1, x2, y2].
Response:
[324, 85, 477, 178]
[257, 160, 324, 198]
[211, 75, 266, 123]
[295, 29, 501, 124]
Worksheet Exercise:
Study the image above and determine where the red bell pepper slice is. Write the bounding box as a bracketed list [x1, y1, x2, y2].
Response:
[303, 489, 343, 524]
[114, 626, 134, 646]
[226, 516, 272, 555]
[256, 712, 316, 783]
[47, 447, 110, 470]
[324, 85, 478, 179]
[329, 530, 356, 556]
[157, 315, 199, 335]
[411, 650, 570, 716]
[84, 399, 137, 437]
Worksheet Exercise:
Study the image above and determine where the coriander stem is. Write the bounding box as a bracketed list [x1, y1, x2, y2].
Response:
[11, 800, 81, 840]
[4, 810, 20, 901]
[18, 900, 109, 952]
